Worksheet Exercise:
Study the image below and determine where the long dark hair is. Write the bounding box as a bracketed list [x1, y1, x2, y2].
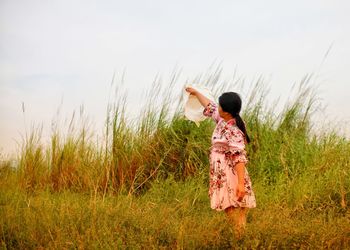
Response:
[219, 92, 250, 143]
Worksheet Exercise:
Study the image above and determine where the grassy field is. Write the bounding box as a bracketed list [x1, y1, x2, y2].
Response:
[1, 73, 349, 249]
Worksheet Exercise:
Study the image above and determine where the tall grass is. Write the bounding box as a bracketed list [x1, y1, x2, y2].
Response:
[1, 69, 349, 248]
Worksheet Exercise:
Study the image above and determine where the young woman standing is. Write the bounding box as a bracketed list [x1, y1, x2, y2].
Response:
[185, 87, 256, 238]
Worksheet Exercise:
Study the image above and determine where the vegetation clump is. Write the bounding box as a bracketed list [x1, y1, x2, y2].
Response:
[1, 70, 349, 249]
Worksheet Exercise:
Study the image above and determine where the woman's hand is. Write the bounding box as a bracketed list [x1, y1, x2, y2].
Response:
[185, 86, 210, 107]
[236, 183, 245, 202]
[185, 87, 197, 95]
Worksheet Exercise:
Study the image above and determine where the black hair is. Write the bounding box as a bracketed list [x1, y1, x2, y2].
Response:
[218, 92, 250, 143]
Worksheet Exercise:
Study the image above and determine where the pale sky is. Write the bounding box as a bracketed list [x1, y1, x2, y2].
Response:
[1, 0, 350, 156]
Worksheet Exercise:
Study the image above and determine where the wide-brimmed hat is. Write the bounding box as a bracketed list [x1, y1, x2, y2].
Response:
[183, 84, 215, 126]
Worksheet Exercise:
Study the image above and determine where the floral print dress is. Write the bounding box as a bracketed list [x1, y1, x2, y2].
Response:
[203, 102, 256, 211]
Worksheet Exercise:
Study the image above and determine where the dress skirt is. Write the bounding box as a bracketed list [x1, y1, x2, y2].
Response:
[209, 147, 256, 211]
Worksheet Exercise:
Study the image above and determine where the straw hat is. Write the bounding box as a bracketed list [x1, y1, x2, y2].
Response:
[183, 84, 215, 126]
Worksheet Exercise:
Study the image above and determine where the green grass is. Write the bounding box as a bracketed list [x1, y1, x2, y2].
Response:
[1, 175, 349, 249]
[0, 71, 349, 249]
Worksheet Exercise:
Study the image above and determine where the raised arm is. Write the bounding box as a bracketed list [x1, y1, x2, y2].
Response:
[185, 87, 211, 107]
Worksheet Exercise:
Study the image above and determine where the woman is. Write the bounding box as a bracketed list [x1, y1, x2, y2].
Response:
[185, 87, 256, 238]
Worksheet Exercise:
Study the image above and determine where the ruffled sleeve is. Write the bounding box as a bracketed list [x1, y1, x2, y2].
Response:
[203, 102, 221, 123]
[224, 127, 248, 165]
[225, 149, 248, 165]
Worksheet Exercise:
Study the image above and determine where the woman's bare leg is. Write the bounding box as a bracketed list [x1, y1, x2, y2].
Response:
[225, 206, 248, 239]
[239, 207, 248, 233]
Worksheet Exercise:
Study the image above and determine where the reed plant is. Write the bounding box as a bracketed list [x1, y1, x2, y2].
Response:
[1, 68, 349, 248]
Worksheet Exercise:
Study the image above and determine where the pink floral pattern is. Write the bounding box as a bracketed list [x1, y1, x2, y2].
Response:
[204, 102, 256, 211]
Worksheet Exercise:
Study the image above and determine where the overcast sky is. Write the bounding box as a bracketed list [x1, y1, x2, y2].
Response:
[1, 0, 350, 156]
